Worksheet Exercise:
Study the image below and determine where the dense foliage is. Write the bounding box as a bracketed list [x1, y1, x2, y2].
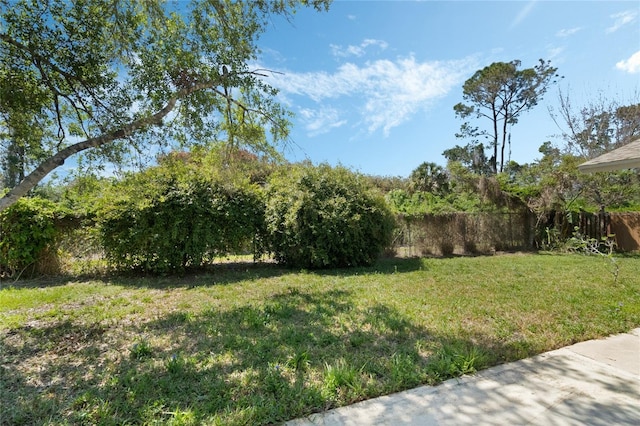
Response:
[265, 163, 395, 268]
[0, 0, 331, 211]
[386, 189, 485, 216]
[498, 143, 640, 215]
[409, 162, 449, 195]
[0, 196, 67, 276]
[98, 163, 265, 273]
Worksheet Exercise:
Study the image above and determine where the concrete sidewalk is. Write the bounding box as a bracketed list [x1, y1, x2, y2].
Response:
[286, 328, 640, 426]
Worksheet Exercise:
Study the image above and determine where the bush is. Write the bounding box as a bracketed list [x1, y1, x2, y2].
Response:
[0, 197, 67, 277]
[385, 188, 498, 216]
[99, 168, 265, 273]
[265, 163, 395, 268]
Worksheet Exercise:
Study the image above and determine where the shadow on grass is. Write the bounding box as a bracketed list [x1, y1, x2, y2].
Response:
[314, 348, 640, 426]
[6, 277, 624, 425]
[1, 256, 426, 290]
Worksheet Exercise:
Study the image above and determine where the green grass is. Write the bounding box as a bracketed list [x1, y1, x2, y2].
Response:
[1, 253, 639, 425]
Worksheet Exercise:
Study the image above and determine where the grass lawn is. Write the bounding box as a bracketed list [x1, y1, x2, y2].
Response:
[1, 253, 639, 425]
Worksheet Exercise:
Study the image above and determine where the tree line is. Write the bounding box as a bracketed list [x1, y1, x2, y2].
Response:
[1, 1, 638, 212]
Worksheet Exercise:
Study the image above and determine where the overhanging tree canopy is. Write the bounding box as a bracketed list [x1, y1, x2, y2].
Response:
[0, 0, 330, 212]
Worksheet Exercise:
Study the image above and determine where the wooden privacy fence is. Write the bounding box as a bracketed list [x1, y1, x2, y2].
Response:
[609, 213, 640, 251]
[577, 211, 611, 240]
[555, 210, 640, 251]
[393, 211, 535, 257]
[394, 210, 640, 257]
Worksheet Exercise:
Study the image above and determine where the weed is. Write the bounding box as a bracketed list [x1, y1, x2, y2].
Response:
[130, 339, 153, 360]
[263, 363, 288, 396]
[322, 359, 366, 401]
[165, 353, 185, 375]
[389, 352, 424, 388]
[286, 351, 311, 372]
[427, 343, 489, 382]
[166, 408, 197, 426]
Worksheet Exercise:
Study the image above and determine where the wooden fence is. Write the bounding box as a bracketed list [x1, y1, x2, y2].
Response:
[392, 210, 640, 256]
[393, 211, 535, 256]
[556, 210, 640, 251]
[577, 211, 611, 240]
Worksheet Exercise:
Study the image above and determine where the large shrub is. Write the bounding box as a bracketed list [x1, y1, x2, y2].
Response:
[0, 197, 66, 277]
[99, 167, 265, 273]
[265, 163, 395, 268]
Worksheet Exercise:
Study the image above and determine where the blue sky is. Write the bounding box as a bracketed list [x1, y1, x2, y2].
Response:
[255, 0, 640, 178]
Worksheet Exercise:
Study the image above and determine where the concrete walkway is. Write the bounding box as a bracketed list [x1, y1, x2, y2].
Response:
[286, 328, 640, 426]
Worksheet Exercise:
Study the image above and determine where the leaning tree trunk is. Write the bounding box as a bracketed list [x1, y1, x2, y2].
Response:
[0, 82, 214, 213]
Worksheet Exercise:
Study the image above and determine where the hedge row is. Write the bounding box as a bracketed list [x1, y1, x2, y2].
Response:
[1, 163, 395, 275]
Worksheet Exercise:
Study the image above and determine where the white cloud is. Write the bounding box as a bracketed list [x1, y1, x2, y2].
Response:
[510, 1, 537, 30]
[260, 47, 287, 65]
[606, 10, 637, 33]
[546, 45, 565, 63]
[268, 55, 477, 137]
[299, 107, 347, 136]
[616, 50, 640, 74]
[330, 39, 388, 58]
[556, 27, 581, 37]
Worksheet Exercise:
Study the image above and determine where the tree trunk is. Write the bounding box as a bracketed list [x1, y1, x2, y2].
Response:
[0, 93, 184, 213]
[491, 104, 499, 174]
[500, 115, 509, 173]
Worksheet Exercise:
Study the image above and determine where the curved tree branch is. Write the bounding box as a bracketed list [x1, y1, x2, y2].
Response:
[0, 83, 204, 212]
[0, 70, 286, 212]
